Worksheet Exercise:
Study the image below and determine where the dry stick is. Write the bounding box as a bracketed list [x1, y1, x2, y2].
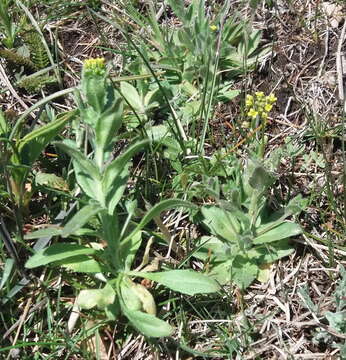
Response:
[2, 299, 47, 340]
[336, 19, 346, 101]
[6, 297, 32, 360]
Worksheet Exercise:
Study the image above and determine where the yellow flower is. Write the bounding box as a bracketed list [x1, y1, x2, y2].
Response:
[210, 25, 218, 31]
[247, 109, 258, 119]
[245, 95, 254, 107]
[83, 58, 106, 75]
[267, 93, 277, 103]
[255, 91, 265, 98]
[264, 103, 273, 112]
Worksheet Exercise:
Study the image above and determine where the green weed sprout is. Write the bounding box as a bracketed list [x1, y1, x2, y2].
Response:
[24, 58, 219, 338]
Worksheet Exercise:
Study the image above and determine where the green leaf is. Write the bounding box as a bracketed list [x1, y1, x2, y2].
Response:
[25, 243, 97, 268]
[193, 236, 230, 262]
[95, 95, 123, 152]
[284, 194, 307, 216]
[208, 260, 233, 285]
[35, 172, 69, 191]
[24, 227, 62, 239]
[0, 258, 14, 290]
[120, 278, 142, 311]
[103, 140, 148, 192]
[54, 141, 102, 201]
[0, 110, 8, 136]
[54, 255, 106, 273]
[122, 308, 173, 337]
[129, 270, 220, 295]
[253, 222, 301, 244]
[249, 165, 275, 192]
[249, 239, 294, 263]
[17, 111, 75, 166]
[201, 206, 239, 242]
[61, 203, 102, 238]
[230, 255, 259, 290]
[120, 81, 144, 112]
[120, 231, 142, 271]
[77, 284, 116, 310]
[103, 140, 148, 213]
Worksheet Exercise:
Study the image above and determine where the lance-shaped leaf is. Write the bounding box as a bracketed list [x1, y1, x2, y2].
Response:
[77, 283, 116, 310]
[201, 206, 239, 243]
[54, 255, 107, 273]
[25, 243, 98, 268]
[17, 111, 76, 166]
[253, 222, 302, 244]
[95, 95, 123, 152]
[120, 81, 144, 113]
[122, 307, 173, 338]
[102, 140, 149, 213]
[103, 140, 149, 194]
[61, 202, 103, 238]
[54, 141, 102, 201]
[129, 270, 220, 295]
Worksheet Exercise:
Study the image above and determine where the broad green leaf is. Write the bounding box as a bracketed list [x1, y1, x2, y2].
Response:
[193, 236, 230, 262]
[54, 141, 102, 201]
[95, 95, 123, 152]
[103, 140, 148, 213]
[284, 194, 307, 217]
[145, 125, 169, 142]
[103, 140, 149, 193]
[120, 278, 142, 311]
[25, 243, 97, 268]
[122, 308, 173, 338]
[133, 283, 156, 315]
[249, 165, 275, 192]
[230, 255, 259, 290]
[0, 110, 8, 136]
[24, 227, 62, 239]
[77, 284, 116, 310]
[253, 222, 302, 244]
[208, 260, 233, 285]
[54, 255, 106, 273]
[129, 270, 220, 295]
[0, 258, 14, 290]
[24, 227, 99, 240]
[120, 230, 142, 271]
[124, 199, 197, 244]
[201, 206, 239, 242]
[35, 172, 69, 191]
[325, 311, 345, 332]
[120, 81, 144, 112]
[105, 301, 120, 321]
[61, 202, 102, 238]
[121, 277, 156, 315]
[17, 111, 75, 166]
[249, 239, 294, 263]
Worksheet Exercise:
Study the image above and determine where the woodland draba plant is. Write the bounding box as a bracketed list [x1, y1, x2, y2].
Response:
[25, 58, 219, 337]
[194, 157, 305, 290]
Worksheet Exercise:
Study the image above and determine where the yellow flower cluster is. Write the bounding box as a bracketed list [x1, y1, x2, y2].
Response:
[245, 92, 277, 120]
[83, 57, 106, 75]
[209, 25, 218, 31]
